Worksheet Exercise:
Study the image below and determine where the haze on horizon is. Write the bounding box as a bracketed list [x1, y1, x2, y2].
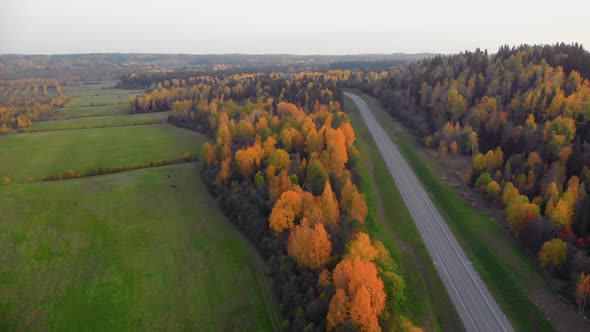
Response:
[1, 0, 589, 55]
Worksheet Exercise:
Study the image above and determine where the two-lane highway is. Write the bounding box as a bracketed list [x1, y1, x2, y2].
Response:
[345, 91, 514, 332]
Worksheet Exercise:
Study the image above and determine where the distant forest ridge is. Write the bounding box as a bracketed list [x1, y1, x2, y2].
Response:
[0, 53, 433, 80]
[1, 43, 587, 81]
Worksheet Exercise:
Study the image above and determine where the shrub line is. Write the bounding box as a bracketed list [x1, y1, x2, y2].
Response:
[20, 120, 165, 133]
[18, 156, 197, 184]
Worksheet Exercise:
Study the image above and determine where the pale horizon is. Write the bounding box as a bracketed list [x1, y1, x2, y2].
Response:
[1, 0, 589, 55]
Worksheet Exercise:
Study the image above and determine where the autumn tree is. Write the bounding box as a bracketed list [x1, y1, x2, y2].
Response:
[327, 289, 351, 331]
[200, 142, 217, 165]
[446, 88, 467, 122]
[323, 127, 348, 176]
[268, 148, 291, 171]
[538, 238, 567, 270]
[262, 136, 277, 158]
[305, 127, 324, 156]
[301, 191, 324, 225]
[505, 195, 540, 231]
[550, 197, 574, 229]
[287, 218, 332, 269]
[350, 286, 381, 332]
[321, 180, 340, 224]
[502, 182, 519, 206]
[268, 168, 292, 202]
[340, 122, 356, 147]
[269, 190, 302, 234]
[340, 179, 368, 223]
[332, 258, 386, 332]
[486, 180, 501, 197]
[217, 157, 231, 184]
[235, 143, 263, 178]
[346, 232, 379, 262]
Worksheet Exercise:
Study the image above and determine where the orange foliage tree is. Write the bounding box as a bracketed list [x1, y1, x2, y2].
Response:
[287, 218, 332, 269]
[329, 258, 386, 331]
[321, 180, 340, 224]
[269, 190, 302, 234]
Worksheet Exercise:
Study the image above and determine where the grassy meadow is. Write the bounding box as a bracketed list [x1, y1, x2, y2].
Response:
[0, 164, 273, 331]
[50, 104, 131, 119]
[27, 112, 170, 132]
[0, 84, 278, 331]
[0, 124, 203, 182]
[47, 84, 144, 120]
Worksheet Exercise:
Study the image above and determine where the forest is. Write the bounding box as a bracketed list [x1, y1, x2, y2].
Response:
[0, 77, 75, 133]
[126, 72, 422, 331]
[342, 43, 590, 314]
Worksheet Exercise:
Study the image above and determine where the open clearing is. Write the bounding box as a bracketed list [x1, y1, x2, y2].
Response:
[28, 111, 170, 132]
[0, 163, 273, 331]
[50, 104, 131, 119]
[62, 87, 144, 107]
[48, 84, 144, 120]
[0, 124, 203, 182]
[0, 84, 277, 331]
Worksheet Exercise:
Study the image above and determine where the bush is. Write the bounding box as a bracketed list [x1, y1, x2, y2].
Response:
[475, 172, 492, 189]
[65, 169, 81, 179]
[2, 176, 10, 185]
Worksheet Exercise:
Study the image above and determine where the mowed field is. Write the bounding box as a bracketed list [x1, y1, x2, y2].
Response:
[0, 124, 202, 182]
[0, 84, 276, 331]
[27, 111, 170, 132]
[47, 84, 144, 119]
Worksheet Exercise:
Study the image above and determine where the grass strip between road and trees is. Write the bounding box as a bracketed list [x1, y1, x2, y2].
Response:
[348, 90, 554, 332]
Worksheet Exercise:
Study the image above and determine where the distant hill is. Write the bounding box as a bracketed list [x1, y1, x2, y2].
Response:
[0, 53, 435, 80]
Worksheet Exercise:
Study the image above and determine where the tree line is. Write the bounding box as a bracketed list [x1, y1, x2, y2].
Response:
[0, 77, 75, 134]
[127, 72, 421, 331]
[342, 43, 590, 315]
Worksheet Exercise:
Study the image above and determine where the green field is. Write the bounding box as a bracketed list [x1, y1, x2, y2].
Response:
[0, 164, 273, 331]
[46, 85, 143, 120]
[51, 104, 131, 119]
[28, 112, 170, 132]
[0, 83, 279, 331]
[344, 96, 463, 332]
[62, 88, 143, 107]
[0, 124, 203, 182]
[349, 90, 553, 332]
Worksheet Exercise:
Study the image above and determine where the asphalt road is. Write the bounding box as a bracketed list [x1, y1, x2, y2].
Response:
[345, 91, 514, 332]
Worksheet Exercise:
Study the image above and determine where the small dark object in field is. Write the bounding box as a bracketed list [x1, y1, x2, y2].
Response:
[172, 184, 176, 188]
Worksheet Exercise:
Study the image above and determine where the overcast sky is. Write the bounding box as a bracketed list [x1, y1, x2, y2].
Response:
[1, 0, 588, 55]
